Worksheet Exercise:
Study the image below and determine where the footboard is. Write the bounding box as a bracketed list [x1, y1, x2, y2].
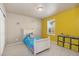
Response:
[34, 37, 50, 55]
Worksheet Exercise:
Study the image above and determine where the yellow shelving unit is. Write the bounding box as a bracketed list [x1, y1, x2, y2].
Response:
[57, 35, 79, 52]
[64, 43, 70, 49]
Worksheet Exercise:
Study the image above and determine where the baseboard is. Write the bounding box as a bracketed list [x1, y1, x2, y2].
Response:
[7, 41, 23, 47]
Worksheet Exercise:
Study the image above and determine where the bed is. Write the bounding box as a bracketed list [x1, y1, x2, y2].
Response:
[22, 29, 50, 55]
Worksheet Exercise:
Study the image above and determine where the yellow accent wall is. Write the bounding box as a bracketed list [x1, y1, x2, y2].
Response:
[42, 6, 79, 42]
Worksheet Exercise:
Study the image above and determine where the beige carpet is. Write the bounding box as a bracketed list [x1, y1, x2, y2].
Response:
[3, 42, 79, 56]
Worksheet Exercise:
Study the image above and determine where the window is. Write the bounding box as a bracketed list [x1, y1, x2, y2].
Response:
[47, 19, 55, 35]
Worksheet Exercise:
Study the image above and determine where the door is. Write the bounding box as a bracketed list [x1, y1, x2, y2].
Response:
[0, 9, 5, 55]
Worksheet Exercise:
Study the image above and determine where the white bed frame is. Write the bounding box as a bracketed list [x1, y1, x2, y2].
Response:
[22, 29, 50, 55]
[33, 37, 50, 55]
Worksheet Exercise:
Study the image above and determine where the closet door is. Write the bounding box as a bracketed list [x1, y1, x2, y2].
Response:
[0, 9, 5, 55]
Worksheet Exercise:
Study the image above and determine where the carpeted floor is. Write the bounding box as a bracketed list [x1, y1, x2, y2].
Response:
[3, 42, 79, 56]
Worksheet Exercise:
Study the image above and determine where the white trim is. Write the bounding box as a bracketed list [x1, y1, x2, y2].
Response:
[7, 42, 23, 47]
[47, 19, 55, 35]
[0, 9, 5, 56]
[0, 8, 6, 18]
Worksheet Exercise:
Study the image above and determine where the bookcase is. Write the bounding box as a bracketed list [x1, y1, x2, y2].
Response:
[57, 35, 79, 52]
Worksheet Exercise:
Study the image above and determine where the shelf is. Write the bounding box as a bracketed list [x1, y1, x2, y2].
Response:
[58, 40, 79, 46]
[57, 35, 79, 52]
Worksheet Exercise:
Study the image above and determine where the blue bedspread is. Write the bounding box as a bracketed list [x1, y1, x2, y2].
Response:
[23, 35, 41, 49]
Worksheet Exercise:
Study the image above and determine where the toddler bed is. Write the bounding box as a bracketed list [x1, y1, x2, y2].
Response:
[23, 30, 50, 55]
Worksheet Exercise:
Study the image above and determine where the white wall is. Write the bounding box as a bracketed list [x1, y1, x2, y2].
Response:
[6, 13, 41, 44]
[0, 4, 6, 56]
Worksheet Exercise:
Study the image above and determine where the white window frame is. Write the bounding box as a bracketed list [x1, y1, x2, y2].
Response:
[47, 19, 55, 35]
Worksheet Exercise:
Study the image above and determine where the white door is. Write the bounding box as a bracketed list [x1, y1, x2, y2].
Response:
[0, 9, 5, 56]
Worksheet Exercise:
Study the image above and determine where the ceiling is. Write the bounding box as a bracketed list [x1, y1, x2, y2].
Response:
[4, 3, 77, 19]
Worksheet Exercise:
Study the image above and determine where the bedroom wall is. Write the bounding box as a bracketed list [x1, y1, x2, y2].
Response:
[6, 13, 41, 44]
[42, 6, 79, 42]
